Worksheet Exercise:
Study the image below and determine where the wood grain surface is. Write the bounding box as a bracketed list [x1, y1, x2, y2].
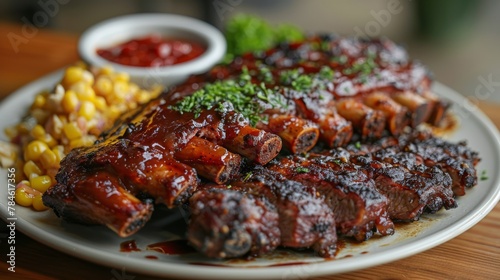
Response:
[0, 23, 499, 280]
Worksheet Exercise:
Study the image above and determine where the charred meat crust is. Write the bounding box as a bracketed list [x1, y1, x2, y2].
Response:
[188, 187, 281, 258]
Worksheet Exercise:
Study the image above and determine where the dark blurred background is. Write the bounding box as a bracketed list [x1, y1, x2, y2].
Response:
[1, 0, 499, 102]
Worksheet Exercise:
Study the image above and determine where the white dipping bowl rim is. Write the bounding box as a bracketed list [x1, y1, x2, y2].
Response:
[78, 13, 226, 86]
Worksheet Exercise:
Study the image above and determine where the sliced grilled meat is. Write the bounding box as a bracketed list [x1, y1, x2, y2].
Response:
[233, 166, 337, 257]
[188, 187, 280, 258]
[268, 155, 394, 241]
[353, 154, 456, 221]
[404, 133, 479, 196]
[348, 131, 480, 196]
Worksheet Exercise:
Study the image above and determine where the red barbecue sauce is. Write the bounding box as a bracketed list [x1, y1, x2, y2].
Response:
[120, 240, 140, 252]
[97, 35, 205, 67]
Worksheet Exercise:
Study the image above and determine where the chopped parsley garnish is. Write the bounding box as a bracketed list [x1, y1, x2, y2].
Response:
[332, 55, 348, 65]
[226, 184, 232, 189]
[355, 141, 361, 149]
[292, 75, 313, 91]
[280, 67, 334, 92]
[332, 159, 342, 165]
[170, 69, 287, 126]
[343, 55, 377, 77]
[295, 167, 310, 173]
[320, 40, 330, 52]
[480, 170, 488, 181]
[258, 65, 273, 83]
[243, 172, 253, 181]
[318, 66, 334, 80]
[279, 69, 313, 91]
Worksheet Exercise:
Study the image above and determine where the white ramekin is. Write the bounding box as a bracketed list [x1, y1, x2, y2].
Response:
[78, 13, 226, 88]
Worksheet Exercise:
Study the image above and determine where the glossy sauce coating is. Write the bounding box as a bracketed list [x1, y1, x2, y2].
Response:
[120, 240, 141, 252]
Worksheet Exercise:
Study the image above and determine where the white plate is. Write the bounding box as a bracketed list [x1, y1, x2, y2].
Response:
[1, 71, 500, 279]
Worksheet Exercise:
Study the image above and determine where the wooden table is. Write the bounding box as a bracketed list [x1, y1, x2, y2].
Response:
[0, 22, 499, 280]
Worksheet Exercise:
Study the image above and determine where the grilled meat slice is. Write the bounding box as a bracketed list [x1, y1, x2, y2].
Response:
[188, 187, 280, 258]
[348, 131, 480, 196]
[403, 133, 479, 196]
[232, 167, 337, 257]
[268, 155, 394, 241]
[353, 154, 456, 221]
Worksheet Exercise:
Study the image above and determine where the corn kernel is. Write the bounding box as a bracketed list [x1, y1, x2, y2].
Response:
[32, 194, 49, 211]
[45, 86, 64, 113]
[69, 138, 86, 150]
[71, 136, 95, 148]
[84, 135, 97, 145]
[0, 141, 18, 165]
[94, 76, 113, 96]
[62, 90, 79, 113]
[30, 175, 52, 193]
[130, 102, 139, 110]
[63, 66, 84, 87]
[24, 140, 49, 161]
[113, 80, 129, 97]
[52, 146, 65, 163]
[78, 101, 96, 120]
[114, 72, 130, 83]
[23, 160, 42, 180]
[129, 84, 139, 94]
[94, 96, 107, 111]
[15, 185, 35, 207]
[42, 134, 58, 148]
[76, 86, 96, 102]
[14, 159, 25, 183]
[136, 90, 151, 104]
[31, 108, 50, 124]
[106, 105, 121, 120]
[20, 180, 31, 187]
[4, 126, 18, 139]
[40, 149, 57, 169]
[62, 122, 82, 140]
[32, 94, 46, 109]
[81, 70, 95, 85]
[98, 65, 114, 76]
[31, 124, 46, 140]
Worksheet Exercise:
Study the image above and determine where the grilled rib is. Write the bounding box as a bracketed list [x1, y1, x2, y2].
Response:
[188, 186, 281, 258]
[232, 166, 338, 257]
